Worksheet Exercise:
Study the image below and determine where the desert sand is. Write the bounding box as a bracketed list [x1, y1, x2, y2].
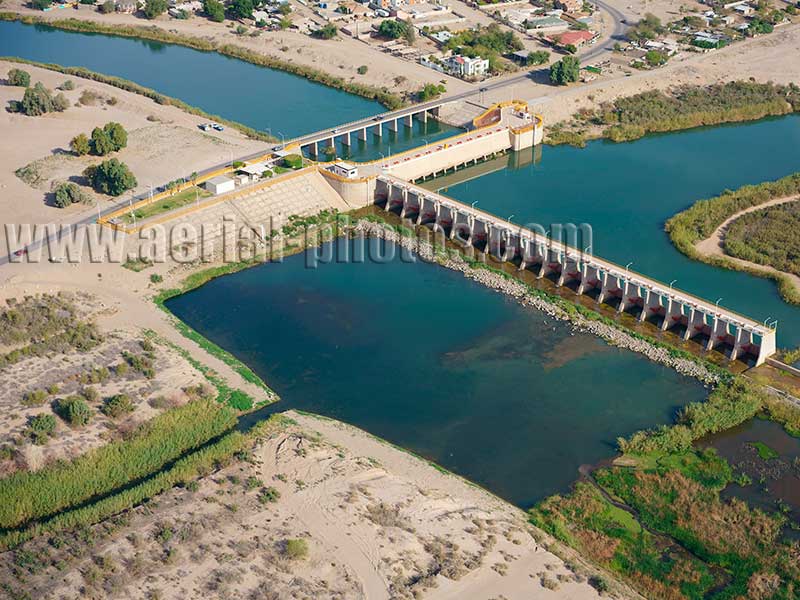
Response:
[0, 411, 633, 599]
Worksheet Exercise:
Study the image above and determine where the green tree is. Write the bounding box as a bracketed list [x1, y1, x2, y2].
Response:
[29, 0, 52, 10]
[378, 19, 408, 39]
[203, 0, 225, 21]
[526, 50, 549, 65]
[70, 133, 91, 156]
[357, 65, 368, 75]
[91, 127, 116, 156]
[644, 50, 667, 67]
[549, 55, 580, 85]
[144, 0, 168, 18]
[229, 0, 253, 19]
[564, 43, 577, 54]
[57, 396, 93, 427]
[53, 182, 91, 208]
[19, 82, 55, 116]
[417, 83, 446, 101]
[278, 2, 291, 14]
[100, 0, 115, 13]
[85, 159, 137, 196]
[6, 68, 30, 87]
[313, 23, 338, 39]
[104, 122, 128, 151]
[283, 154, 304, 169]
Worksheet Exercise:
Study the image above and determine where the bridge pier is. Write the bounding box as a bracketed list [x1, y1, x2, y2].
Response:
[707, 316, 728, 352]
[341, 131, 351, 147]
[660, 298, 679, 332]
[416, 110, 428, 124]
[374, 123, 382, 138]
[403, 115, 413, 128]
[358, 127, 367, 141]
[683, 307, 703, 340]
[389, 119, 398, 133]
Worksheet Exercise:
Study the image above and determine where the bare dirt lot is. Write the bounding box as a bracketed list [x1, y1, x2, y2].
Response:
[0, 411, 623, 600]
[0, 60, 267, 239]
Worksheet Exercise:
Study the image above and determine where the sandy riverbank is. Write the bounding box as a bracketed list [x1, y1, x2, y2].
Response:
[0, 410, 632, 599]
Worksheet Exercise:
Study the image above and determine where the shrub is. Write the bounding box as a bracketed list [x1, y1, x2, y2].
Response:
[7, 68, 30, 87]
[52, 181, 91, 208]
[526, 50, 549, 65]
[84, 159, 137, 196]
[283, 538, 308, 559]
[27, 414, 57, 445]
[100, 394, 135, 419]
[70, 133, 91, 156]
[21, 389, 48, 407]
[100, 0, 115, 13]
[313, 23, 338, 39]
[150, 273, 163, 284]
[58, 79, 75, 91]
[56, 396, 93, 427]
[357, 65, 368, 75]
[417, 83, 446, 101]
[81, 386, 100, 403]
[258, 486, 280, 503]
[15, 82, 60, 116]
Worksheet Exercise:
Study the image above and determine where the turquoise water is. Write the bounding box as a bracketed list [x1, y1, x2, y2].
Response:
[0, 20, 379, 137]
[167, 238, 707, 507]
[435, 116, 800, 347]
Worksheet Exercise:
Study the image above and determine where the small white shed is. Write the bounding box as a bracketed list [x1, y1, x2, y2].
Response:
[205, 175, 235, 195]
[330, 161, 358, 179]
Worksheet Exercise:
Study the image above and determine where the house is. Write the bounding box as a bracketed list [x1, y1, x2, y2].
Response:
[330, 162, 359, 178]
[429, 30, 452, 44]
[733, 4, 754, 16]
[445, 54, 489, 77]
[204, 176, 235, 195]
[549, 29, 595, 47]
[525, 15, 568, 31]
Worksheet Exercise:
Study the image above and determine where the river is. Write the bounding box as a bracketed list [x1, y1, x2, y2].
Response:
[3, 19, 798, 504]
[166, 237, 707, 507]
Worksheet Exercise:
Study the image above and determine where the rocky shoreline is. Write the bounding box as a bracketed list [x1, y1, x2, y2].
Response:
[353, 219, 721, 386]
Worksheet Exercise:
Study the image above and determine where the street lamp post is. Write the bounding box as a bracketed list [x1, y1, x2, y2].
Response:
[625, 261, 633, 276]
[471, 200, 479, 208]
[669, 279, 677, 290]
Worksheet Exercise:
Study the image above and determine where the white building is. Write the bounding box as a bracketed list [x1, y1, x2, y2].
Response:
[445, 54, 489, 78]
[330, 161, 359, 178]
[204, 175, 235, 195]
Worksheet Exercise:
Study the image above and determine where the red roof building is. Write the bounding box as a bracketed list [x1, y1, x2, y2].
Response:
[549, 29, 596, 47]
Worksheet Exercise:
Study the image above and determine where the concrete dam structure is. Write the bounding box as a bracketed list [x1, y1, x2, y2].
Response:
[114, 98, 777, 366]
[373, 174, 777, 366]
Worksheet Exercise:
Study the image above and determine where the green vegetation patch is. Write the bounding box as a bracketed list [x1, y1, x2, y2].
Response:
[724, 200, 800, 278]
[0, 399, 236, 531]
[666, 172, 800, 304]
[122, 186, 212, 224]
[748, 441, 779, 461]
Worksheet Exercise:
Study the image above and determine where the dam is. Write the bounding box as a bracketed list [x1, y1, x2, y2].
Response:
[101, 99, 778, 366]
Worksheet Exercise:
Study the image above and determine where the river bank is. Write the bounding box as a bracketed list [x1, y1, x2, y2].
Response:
[0, 12, 406, 110]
